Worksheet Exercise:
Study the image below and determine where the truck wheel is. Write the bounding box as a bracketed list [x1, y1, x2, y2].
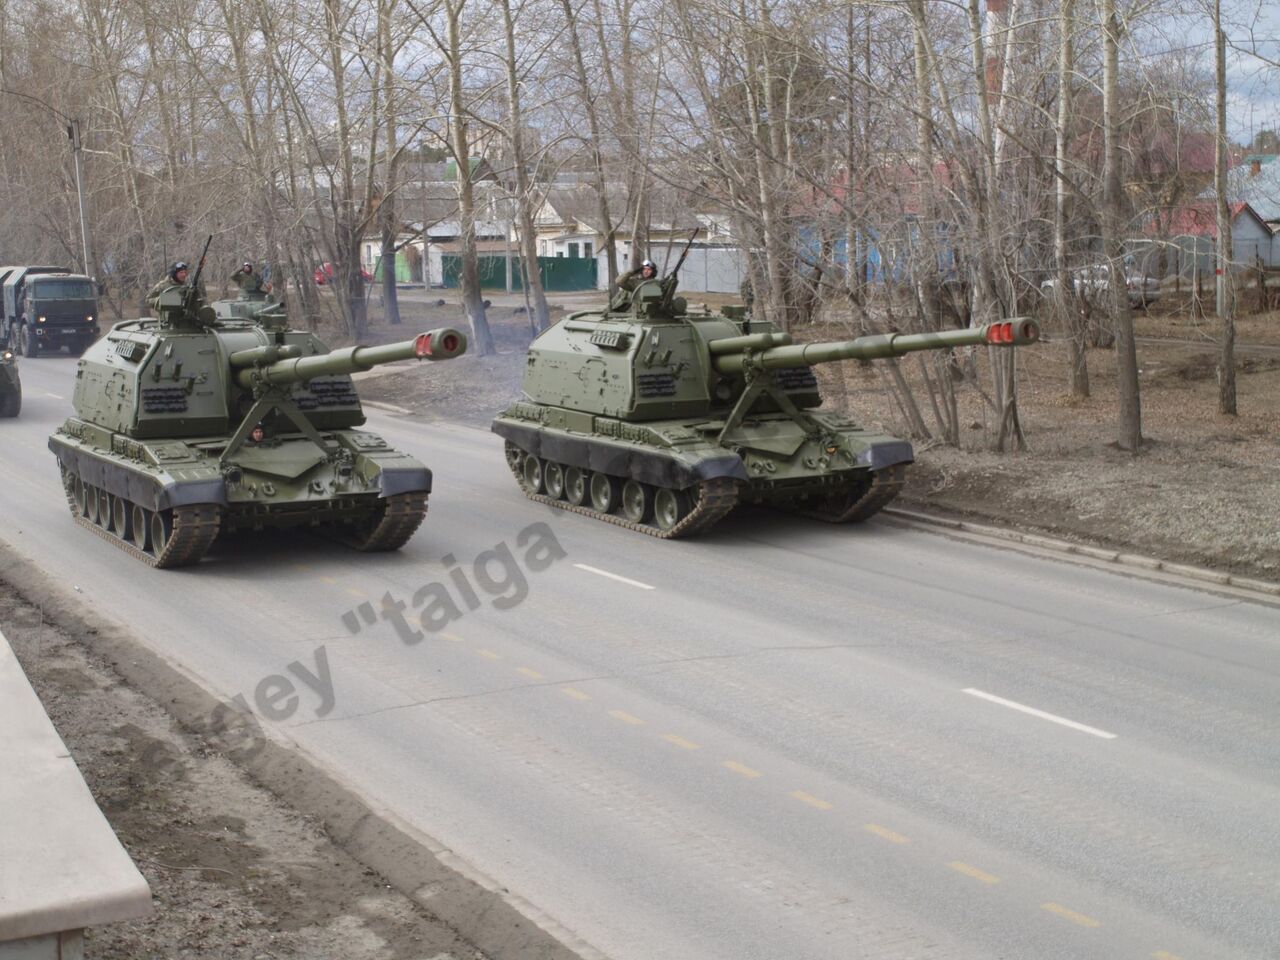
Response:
[18, 325, 37, 357]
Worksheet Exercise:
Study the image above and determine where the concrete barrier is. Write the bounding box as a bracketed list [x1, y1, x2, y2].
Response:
[0, 628, 152, 959]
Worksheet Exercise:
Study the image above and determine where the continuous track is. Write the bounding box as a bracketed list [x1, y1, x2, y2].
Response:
[505, 448, 739, 539]
[793, 463, 907, 523]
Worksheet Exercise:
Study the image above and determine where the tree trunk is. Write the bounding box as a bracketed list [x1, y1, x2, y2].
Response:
[447, 0, 495, 355]
[1101, 0, 1142, 451]
[1214, 0, 1236, 414]
[1055, 0, 1089, 398]
[501, 0, 550, 331]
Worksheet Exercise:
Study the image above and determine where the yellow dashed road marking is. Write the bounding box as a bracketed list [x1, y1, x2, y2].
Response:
[294, 563, 312, 572]
[517, 667, 544, 680]
[722, 760, 762, 779]
[1152, 952, 1183, 960]
[441, 632, 465, 643]
[562, 687, 591, 701]
[344, 588, 365, 599]
[477, 649, 501, 661]
[663, 734, 700, 750]
[1041, 903, 1101, 928]
[319, 575, 338, 585]
[947, 861, 1000, 884]
[864, 823, 910, 844]
[608, 710, 644, 725]
[790, 791, 832, 810]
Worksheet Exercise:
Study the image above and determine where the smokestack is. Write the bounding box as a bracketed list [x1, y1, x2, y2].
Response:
[985, 0, 1009, 101]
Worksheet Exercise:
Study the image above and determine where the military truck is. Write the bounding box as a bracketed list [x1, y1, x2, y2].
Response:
[0, 266, 100, 357]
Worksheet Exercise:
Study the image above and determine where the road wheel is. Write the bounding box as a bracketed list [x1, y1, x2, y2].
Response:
[654, 487, 690, 532]
[111, 495, 130, 539]
[621, 480, 653, 524]
[521, 455, 544, 494]
[18, 325, 37, 357]
[96, 488, 111, 529]
[589, 473, 621, 514]
[150, 509, 172, 557]
[85, 485, 100, 525]
[564, 467, 588, 505]
[544, 461, 566, 500]
[504, 441, 523, 472]
[132, 504, 151, 551]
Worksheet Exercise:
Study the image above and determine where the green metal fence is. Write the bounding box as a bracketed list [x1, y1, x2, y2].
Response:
[373, 252, 413, 283]
[441, 255, 597, 291]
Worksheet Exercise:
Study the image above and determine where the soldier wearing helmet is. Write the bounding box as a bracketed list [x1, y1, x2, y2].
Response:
[146, 261, 191, 312]
[231, 260, 271, 296]
[616, 258, 658, 293]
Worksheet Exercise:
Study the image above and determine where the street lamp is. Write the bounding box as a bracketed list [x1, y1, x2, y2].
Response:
[1, 89, 94, 277]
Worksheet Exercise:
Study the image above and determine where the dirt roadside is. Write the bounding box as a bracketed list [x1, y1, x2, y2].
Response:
[0, 579, 491, 960]
[351, 292, 1280, 582]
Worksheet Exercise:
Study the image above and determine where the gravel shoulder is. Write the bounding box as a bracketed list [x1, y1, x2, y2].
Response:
[0, 580, 488, 960]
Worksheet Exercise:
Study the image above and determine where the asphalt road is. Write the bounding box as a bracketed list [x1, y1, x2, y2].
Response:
[4, 355, 1279, 960]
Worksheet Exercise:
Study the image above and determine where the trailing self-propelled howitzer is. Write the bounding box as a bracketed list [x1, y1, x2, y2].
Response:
[49, 257, 467, 567]
[493, 274, 1038, 538]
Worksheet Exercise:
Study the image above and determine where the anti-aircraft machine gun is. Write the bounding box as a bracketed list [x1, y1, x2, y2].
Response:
[49, 245, 466, 567]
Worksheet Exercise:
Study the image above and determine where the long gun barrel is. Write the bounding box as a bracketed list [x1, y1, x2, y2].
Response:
[711, 319, 1039, 374]
[235, 327, 467, 390]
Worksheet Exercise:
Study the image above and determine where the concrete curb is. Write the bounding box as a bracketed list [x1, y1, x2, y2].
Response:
[883, 506, 1280, 603]
[0, 541, 602, 960]
[362, 399, 414, 416]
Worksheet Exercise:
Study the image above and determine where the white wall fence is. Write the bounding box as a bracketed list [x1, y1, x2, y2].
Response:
[596, 244, 749, 294]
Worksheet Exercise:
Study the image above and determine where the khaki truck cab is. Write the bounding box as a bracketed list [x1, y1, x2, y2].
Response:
[0, 266, 100, 357]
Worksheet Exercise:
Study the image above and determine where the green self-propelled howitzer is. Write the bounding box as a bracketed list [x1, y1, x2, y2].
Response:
[493, 278, 1038, 538]
[49, 280, 466, 567]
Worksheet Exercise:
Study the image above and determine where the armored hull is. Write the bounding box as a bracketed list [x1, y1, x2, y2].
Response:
[494, 280, 1037, 538]
[49, 289, 465, 567]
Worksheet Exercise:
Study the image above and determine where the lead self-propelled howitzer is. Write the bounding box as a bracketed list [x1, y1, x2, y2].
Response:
[493, 275, 1038, 538]
[49, 260, 466, 567]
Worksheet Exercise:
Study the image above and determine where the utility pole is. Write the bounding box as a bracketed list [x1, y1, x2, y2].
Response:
[68, 119, 94, 277]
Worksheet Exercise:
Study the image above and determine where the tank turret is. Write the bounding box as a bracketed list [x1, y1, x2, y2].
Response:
[493, 277, 1037, 539]
[48, 273, 467, 567]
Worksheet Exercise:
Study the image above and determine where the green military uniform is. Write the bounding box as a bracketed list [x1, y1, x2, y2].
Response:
[146, 277, 182, 312]
[230, 268, 267, 296]
[616, 266, 657, 292]
[146, 275, 206, 314]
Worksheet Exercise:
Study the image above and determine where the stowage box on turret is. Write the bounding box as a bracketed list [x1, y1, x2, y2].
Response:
[493, 276, 1038, 538]
[49, 283, 466, 567]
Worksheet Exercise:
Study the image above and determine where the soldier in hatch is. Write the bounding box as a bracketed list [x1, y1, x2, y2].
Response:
[615, 258, 657, 292]
[147, 261, 190, 312]
[230, 261, 271, 296]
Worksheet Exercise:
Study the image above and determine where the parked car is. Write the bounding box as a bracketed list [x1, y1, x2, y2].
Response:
[1040, 261, 1160, 309]
[314, 263, 373, 285]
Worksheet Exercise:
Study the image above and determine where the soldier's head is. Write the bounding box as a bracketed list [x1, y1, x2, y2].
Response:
[242, 261, 254, 274]
[170, 261, 189, 283]
[641, 259, 656, 279]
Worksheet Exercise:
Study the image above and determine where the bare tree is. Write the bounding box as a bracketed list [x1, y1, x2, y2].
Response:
[1101, 0, 1142, 452]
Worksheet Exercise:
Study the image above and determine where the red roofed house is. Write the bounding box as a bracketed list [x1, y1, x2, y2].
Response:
[1138, 200, 1277, 274]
